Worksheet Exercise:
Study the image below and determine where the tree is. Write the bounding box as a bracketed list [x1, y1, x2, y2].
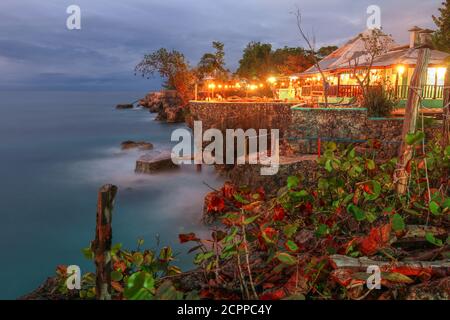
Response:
[348, 29, 394, 101]
[236, 42, 274, 80]
[272, 47, 315, 75]
[294, 9, 331, 107]
[433, 0, 450, 52]
[197, 41, 230, 81]
[316, 46, 338, 59]
[135, 48, 196, 104]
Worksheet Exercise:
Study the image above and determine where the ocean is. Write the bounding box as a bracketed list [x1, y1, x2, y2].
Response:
[0, 91, 223, 299]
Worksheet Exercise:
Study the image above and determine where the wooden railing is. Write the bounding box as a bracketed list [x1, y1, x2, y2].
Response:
[301, 84, 445, 100]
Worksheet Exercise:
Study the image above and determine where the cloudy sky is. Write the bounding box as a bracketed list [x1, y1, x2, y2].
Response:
[0, 0, 442, 91]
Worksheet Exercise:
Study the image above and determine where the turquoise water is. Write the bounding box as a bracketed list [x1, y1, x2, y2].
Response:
[0, 91, 223, 299]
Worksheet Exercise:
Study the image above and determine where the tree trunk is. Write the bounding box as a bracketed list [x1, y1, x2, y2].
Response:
[329, 254, 450, 275]
[92, 184, 118, 300]
[395, 48, 430, 195]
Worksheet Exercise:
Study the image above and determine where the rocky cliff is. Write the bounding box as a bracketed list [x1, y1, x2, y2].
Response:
[139, 90, 185, 123]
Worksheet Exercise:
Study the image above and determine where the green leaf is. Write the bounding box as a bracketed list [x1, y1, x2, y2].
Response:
[290, 190, 308, 199]
[124, 272, 154, 300]
[429, 201, 441, 216]
[111, 270, 123, 282]
[276, 252, 297, 266]
[287, 176, 300, 189]
[82, 247, 94, 260]
[155, 280, 183, 300]
[283, 224, 298, 239]
[443, 198, 450, 210]
[243, 215, 259, 225]
[233, 193, 249, 204]
[425, 232, 443, 247]
[365, 181, 381, 201]
[285, 240, 299, 252]
[325, 160, 333, 172]
[366, 159, 376, 170]
[391, 213, 405, 232]
[132, 252, 144, 266]
[405, 131, 425, 145]
[381, 272, 414, 284]
[347, 204, 365, 221]
[445, 146, 450, 157]
[315, 224, 329, 237]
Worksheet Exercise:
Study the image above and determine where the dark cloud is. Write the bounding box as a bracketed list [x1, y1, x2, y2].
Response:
[0, 0, 442, 90]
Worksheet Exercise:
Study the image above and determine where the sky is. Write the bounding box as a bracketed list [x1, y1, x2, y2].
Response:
[0, 0, 443, 91]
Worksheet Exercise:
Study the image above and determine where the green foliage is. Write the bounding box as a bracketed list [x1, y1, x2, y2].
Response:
[363, 86, 398, 117]
[433, 0, 450, 53]
[236, 42, 335, 80]
[135, 48, 196, 104]
[197, 41, 229, 81]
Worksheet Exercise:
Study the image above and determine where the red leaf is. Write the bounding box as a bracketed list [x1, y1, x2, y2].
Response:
[206, 195, 225, 213]
[360, 224, 391, 255]
[260, 288, 286, 300]
[273, 206, 285, 221]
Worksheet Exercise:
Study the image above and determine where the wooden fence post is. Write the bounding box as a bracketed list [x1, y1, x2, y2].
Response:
[395, 48, 430, 195]
[92, 184, 118, 300]
[442, 66, 450, 149]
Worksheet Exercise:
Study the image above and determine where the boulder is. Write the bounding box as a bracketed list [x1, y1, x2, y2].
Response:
[135, 150, 178, 173]
[121, 140, 154, 151]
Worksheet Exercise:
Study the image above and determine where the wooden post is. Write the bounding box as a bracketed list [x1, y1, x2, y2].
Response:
[443, 66, 450, 149]
[337, 73, 341, 97]
[395, 48, 430, 195]
[92, 184, 118, 300]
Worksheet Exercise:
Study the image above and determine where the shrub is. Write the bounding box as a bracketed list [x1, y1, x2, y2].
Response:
[363, 86, 398, 117]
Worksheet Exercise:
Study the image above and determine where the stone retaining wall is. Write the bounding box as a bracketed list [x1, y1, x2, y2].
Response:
[188, 101, 296, 138]
[188, 102, 439, 159]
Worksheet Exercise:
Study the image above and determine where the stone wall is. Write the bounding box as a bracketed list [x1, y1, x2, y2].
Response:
[287, 107, 405, 158]
[188, 101, 296, 138]
[188, 101, 441, 160]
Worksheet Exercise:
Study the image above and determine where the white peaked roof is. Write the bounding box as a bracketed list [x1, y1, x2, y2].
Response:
[302, 29, 397, 74]
[301, 29, 450, 75]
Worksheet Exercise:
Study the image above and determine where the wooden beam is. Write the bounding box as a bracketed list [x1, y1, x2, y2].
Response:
[395, 48, 431, 195]
[92, 184, 118, 300]
[443, 66, 450, 149]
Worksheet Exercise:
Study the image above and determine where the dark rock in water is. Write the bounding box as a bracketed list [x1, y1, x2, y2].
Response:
[116, 103, 134, 109]
[121, 140, 154, 150]
[138, 90, 186, 122]
[135, 150, 178, 173]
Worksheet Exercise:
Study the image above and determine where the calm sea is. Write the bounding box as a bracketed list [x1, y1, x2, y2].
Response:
[0, 91, 223, 299]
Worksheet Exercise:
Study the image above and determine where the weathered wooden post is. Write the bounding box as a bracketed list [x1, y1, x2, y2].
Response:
[442, 64, 450, 149]
[395, 48, 430, 195]
[92, 184, 118, 300]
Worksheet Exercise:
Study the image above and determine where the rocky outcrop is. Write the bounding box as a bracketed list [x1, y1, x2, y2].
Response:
[116, 104, 134, 109]
[139, 90, 185, 123]
[135, 150, 178, 173]
[121, 141, 154, 151]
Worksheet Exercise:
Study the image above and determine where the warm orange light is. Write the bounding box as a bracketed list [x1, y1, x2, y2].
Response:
[267, 76, 277, 84]
[397, 65, 405, 75]
[218, 84, 223, 89]
[259, 83, 264, 88]
[437, 67, 447, 78]
[235, 83, 241, 88]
